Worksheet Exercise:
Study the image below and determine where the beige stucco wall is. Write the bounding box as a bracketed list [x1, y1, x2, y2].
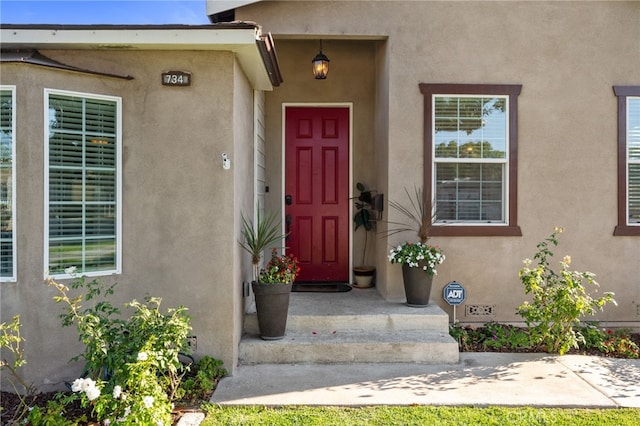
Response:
[0, 49, 251, 390]
[232, 59, 256, 367]
[237, 1, 640, 326]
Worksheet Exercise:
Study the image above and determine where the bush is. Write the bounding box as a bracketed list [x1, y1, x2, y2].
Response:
[578, 322, 639, 359]
[449, 321, 639, 358]
[179, 356, 228, 405]
[517, 228, 616, 355]
[47, 271, 191, 424]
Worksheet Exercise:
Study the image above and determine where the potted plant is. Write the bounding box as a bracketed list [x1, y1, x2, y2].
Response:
[240, 209, 300, 340]
[240, 209, 285, 281]
[386, 186, 445, 307]
[352, 182, 377, 288]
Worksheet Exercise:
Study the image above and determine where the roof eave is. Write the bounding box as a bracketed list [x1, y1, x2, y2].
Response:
[0, 24, 280, 90]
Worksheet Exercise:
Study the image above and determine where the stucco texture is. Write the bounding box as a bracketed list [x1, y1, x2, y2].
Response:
[0, 49, 251, 389]
[237, 1, 640, 324]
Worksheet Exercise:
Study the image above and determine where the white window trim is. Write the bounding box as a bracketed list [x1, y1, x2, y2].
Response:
[1, 85, 17, 282]
[431, 94, 510, 226]
[43, 88, 122, 279]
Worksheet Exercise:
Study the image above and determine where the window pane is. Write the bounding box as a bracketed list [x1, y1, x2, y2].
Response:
[49, 239, 83, 274]
[435, 163, 504, 222]
[434, 96, 507, 159]
[1, 88, 14, 279]
[629, 98, 640, 160]
[85, 238, 116, 271]
[48, 92, 119, 275]
[630, 163, 640, 224]
[49, 133, 83, 167]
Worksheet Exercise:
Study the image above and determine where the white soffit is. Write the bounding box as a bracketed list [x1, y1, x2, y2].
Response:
[0, 26, 274, 90]
[206, 0, 262, 16]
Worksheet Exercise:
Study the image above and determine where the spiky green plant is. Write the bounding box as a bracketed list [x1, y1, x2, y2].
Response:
[386, 186, 432, 244]
[239, 209, 288, 280]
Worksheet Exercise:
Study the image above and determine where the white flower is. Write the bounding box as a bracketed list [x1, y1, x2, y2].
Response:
[81, 378, 96, 392]
[137, 352, 148, 361]
[71, 378, 84, 393]
[142, 395, 154, 408]
[64, 266, 77, 275]
[112, 385, 122, 399]
[86, 385, 101, 401]
[117, 407, 131, 422]
[104, 420, 111, 426]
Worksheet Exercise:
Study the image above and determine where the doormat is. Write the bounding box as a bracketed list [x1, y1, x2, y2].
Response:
[292, 282, 352, 293]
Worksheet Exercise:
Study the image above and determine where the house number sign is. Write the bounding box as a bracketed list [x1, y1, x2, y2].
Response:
[162, 71, 191, 86]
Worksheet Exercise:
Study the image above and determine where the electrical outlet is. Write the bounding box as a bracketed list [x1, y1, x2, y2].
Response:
[186, 336, 197, 352]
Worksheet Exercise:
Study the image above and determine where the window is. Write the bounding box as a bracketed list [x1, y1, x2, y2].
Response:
[45, 90, 122, 276]
[1, 86, 16, 281]
[420, 84, 522, 236]
[614, 86, 640, 236]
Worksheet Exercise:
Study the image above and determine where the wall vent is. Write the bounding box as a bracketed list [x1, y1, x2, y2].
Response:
[465, 305, 495, 317]
[637, 303, 640, 317]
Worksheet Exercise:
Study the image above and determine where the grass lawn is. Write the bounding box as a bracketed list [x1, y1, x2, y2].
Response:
[201, 405, 640, 425]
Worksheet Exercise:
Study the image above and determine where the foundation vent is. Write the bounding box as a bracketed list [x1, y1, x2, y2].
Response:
[465, 305, 496, 317]
[637, 304, 640, 317]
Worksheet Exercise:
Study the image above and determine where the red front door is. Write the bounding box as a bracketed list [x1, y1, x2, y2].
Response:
[285, 107, 350, 282]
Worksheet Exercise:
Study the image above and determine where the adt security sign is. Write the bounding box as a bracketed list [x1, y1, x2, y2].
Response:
[443, 281, 466, 305]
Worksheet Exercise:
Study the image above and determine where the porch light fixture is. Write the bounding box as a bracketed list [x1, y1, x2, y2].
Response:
[312, 41, 330, 79]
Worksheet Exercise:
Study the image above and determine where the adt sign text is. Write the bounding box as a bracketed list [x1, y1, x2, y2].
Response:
[443, 281, 466, 306]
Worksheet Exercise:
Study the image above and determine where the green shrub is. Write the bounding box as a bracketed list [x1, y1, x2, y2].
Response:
[26, 393, 86, 426]
[578, 324, 640, 359]
[517, 228, 616, 355]
[179, 356, 228, 405]
[480, 322, 531, 351]
[450, 322, 531, 352]
[47, 271, 192, 424]
[1, 314, 40, 423]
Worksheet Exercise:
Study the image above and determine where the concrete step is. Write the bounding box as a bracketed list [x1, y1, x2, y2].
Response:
[239, 329, 459, 364]
[240, 288, 460, 365]
[243, 302, 450, 335]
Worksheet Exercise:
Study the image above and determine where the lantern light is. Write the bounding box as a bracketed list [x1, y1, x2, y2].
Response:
[312, 41, 330, 79]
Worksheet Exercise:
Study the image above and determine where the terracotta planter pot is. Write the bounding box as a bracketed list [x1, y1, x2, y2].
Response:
[252, 281, 292, 340]
[401, 263, 433, 307]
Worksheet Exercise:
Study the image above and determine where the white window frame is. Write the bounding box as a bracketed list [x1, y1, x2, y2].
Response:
[625, 96, 640, 226]
[431, 94, 510, 226]
[613, 86, 640, 236]
[44, 89, 122, 278]
[1, 85, 16, 282]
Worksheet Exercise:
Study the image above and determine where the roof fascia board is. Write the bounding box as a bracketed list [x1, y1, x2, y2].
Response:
[0, 26, 260, 50]
[0, 25, 277, 90]
[206, 0, 262, 15]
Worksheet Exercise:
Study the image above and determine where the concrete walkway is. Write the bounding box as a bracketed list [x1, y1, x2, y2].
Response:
[210, 353, 640, 408]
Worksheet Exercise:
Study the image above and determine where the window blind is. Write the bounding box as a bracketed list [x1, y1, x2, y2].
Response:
[433, 95, 508, 223]
[48, 93, 118, 274]
[0, 88, 14, 280]
[628, 97, 640, 223]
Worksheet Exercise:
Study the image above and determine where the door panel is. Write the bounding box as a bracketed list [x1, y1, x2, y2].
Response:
[285, 107, 349, 282]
